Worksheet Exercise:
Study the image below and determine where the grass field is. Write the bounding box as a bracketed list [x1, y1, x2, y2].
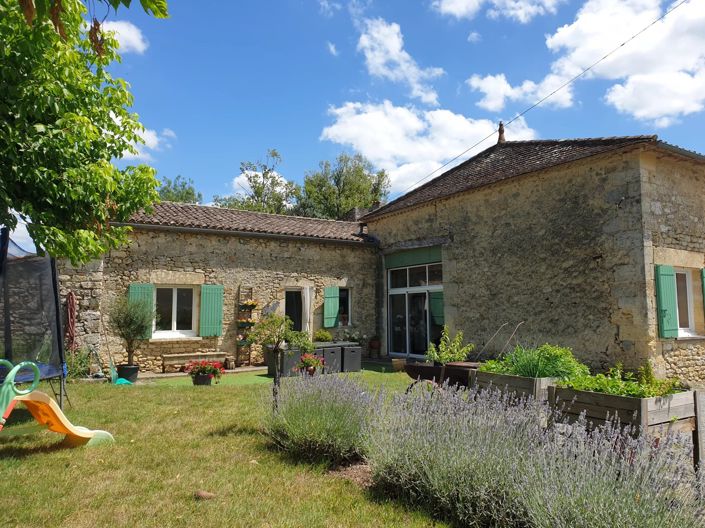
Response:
[0, 367, 444, 528]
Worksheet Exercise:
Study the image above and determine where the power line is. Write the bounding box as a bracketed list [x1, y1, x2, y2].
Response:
[399, 0, 693, 194]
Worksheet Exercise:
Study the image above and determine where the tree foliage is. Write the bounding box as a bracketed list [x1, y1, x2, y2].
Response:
[295, 153, 389, 219]
[108, 296, 154, 366]
[0, 0, 159, 263]
[213, 149, 299, 215]
[158, 175, 202, 204]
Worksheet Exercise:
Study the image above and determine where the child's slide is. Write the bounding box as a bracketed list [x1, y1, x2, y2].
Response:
[11, 391, 114, 447]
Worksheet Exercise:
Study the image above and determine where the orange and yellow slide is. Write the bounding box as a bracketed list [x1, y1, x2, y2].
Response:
[0, 360, 114, 447]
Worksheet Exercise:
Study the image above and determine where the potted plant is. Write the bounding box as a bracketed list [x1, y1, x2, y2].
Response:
[239, 299, 258, 310]
[296, 353, 324, 376]
[549, 363, 694, 435]
[185, 360, 224, 386]
[473, 344, 589, 401]
[108, 296, 154, 383]
[237, 317, 256, 328]
[405, 326, 476, 387]
[313, 328, 333, 344]
[249, 314, 310, 408]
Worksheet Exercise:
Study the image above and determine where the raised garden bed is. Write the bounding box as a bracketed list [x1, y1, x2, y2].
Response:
[548, 386, 697, 435]
[470, 370, 556, 401]
[404, 361, 479, 387]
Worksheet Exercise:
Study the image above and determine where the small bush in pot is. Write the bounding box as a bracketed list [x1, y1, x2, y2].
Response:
[425, 325, 475, 365]
[313, 328, 333, 342]
[109, 296, 154, 382]
[480, 343, 589, 380]
[185, 360, 224, 385]
[296, 353, 324, 375]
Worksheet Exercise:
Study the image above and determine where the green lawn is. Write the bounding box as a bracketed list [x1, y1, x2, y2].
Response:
[0, 367, 443, 528]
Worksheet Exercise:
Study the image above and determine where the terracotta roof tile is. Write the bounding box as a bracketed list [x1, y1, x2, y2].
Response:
[127, 202, 371, 243]
[362, 136, 660, 221]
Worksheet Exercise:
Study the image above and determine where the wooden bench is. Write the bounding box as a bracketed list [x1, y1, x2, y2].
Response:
[161, 352, 228, 373]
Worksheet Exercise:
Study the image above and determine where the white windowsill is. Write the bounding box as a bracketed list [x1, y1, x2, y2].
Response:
[675, 335, 705, 341]
[149, 336, 203, 343]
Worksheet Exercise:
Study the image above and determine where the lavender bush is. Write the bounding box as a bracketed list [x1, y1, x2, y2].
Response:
[264, 374, 379, 464]
[365, 384, 704, 527]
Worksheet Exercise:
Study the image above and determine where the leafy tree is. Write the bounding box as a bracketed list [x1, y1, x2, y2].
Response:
[158, 175, 203, 204]
[0, 0, 159, 263]
[295, 153, 389, 219]
[109, 296, 154, 367]
[213, 149, 300, 215]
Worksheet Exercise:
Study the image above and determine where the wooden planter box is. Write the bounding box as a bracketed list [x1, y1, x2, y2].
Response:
[548, 386, 696, 435]
[404, 362, 479, 388]
[470, 371, 557, 401]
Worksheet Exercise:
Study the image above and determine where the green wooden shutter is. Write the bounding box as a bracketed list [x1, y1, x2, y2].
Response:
[429, 292, 444, 325]
[323, 286, 340, 328]
[128, 283, 154, 339]
[655, 265, 678, 339]
[200, 285, 224, 337]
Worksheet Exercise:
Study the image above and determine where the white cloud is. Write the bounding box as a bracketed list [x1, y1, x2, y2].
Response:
[467, 31, 482, 43]
[432, 0, 564, 23]
[357, 18, 445, 106]
[467, 0, 705, 127]
[318, 0, 342, 17]
[327, 41, 339, 56]
[122, 127, 175, 162]
[102, 21, 148, 54]
[321, 100, 537, 193]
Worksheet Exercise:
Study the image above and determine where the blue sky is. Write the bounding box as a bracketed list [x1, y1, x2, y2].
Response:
[104, 0, 705, 200]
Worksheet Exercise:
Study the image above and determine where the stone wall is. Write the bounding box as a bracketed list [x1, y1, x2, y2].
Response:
[367, 150, 650, 371]
[640, 150, 705, 382]
[61, 229, 378, 373]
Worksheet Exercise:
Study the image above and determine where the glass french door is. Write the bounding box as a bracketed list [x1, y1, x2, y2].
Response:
[387, 263, 444, 358]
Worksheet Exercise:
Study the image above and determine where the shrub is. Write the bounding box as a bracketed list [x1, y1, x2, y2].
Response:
[365, 384, 704, 528]
[66, 347, 91, 379]
[560, 363, 683, 398]
[479, 343, 589, 380]
[264, 375, 378, 465]
[313, 329, 333, 342]
[425, 325, 475, 364]
[108, 296, 154, 366]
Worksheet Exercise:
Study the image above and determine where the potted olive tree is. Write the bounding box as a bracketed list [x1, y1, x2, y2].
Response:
[109, 296, 154, 383]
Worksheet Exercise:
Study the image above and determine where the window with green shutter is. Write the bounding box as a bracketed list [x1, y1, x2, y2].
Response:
[655, 265, 678, 339]
[323, 286, 340, 328]
[128, 283, 154, 339]
[200, 285, 224, 337]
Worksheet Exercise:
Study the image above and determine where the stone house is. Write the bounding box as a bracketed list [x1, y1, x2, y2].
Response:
[60, 204, 379, 372]
[63, 134, 705, 381]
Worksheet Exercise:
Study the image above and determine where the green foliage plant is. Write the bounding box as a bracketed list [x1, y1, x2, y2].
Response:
[559, 363, 683, 398]
[425, 326, 475, 365]
[479, 343, 590, 380]
[108, 297, 154, 366]
[66, 346, 91, 379]
[0, 0, 160, 264]
[213, 149, 299, 215]
[313, 329, 334, 342]
[158, 175, 202, 203]
[295, 153, 390, 219]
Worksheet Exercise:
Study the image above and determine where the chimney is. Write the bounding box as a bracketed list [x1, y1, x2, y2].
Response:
[497, 121, 505, 144]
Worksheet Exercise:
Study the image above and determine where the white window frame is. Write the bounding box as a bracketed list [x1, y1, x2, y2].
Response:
[674, 269, 696, 337]
[153, 285, 197, 339]
[387, 263, 443, 358]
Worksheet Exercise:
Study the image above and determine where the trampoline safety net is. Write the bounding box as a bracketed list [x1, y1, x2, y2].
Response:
[0, 229, 66, 384]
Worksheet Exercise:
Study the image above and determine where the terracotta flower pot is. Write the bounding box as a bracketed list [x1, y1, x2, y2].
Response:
[305, 366, 316, 376]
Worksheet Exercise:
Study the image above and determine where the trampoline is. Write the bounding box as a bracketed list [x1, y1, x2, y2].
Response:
[0, 227, 66, 407]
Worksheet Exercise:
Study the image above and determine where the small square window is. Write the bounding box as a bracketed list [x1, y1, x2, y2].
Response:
[390, 269, 407, 289]
[154, 286, 196, 337]
[409, 266, 427, 287]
